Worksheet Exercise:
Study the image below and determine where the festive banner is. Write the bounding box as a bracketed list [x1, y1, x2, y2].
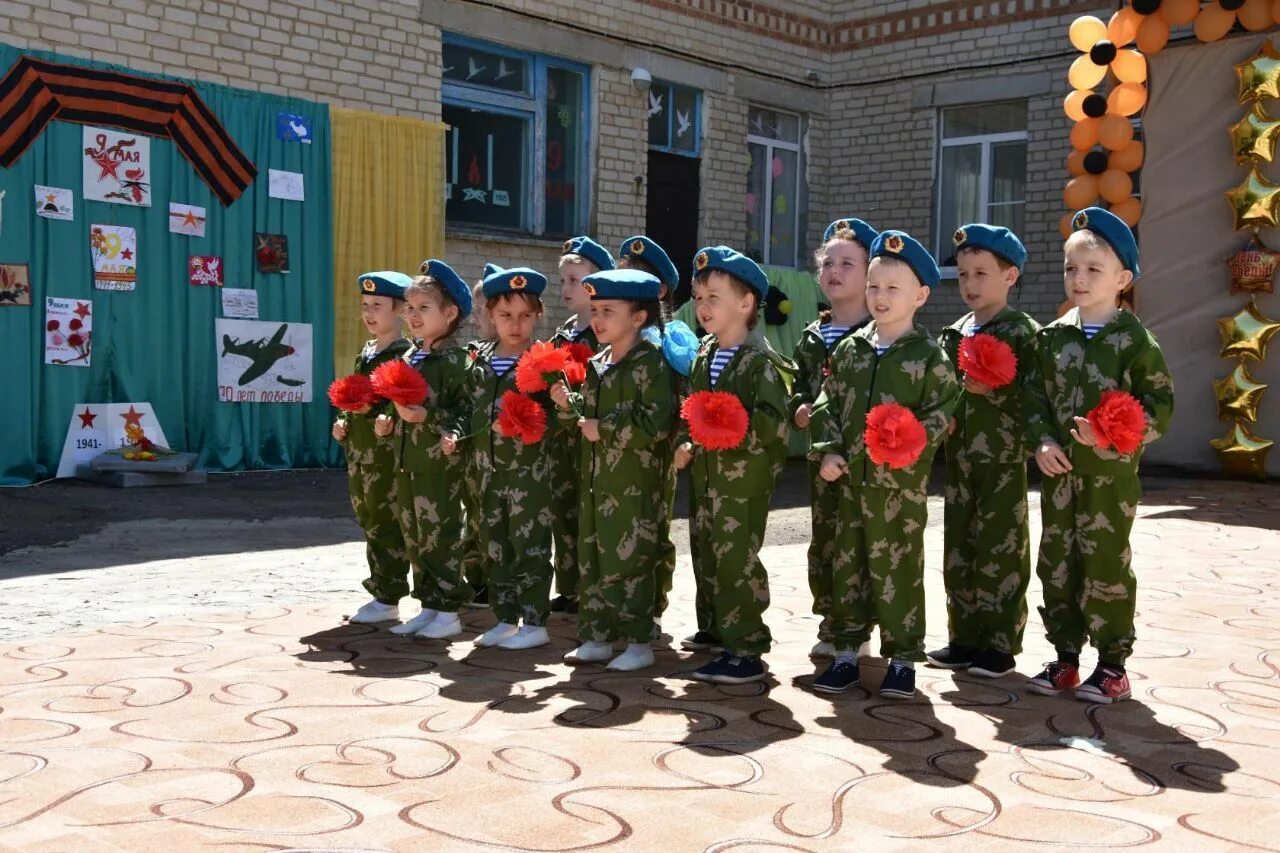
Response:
[168, 202, 206, 237]
[189, 255, 223, 287]
[44, 297, 92, 367]
[90, 224, 137, 291]
[82, 126, 151, 207]
[216, 318, 312, 402]
[34, 185, 73, 220]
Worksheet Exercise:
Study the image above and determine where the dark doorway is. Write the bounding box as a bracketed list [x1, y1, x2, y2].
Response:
[646, 151, 700, 307]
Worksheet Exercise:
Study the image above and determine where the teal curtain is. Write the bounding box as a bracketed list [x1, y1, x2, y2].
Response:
[0, 44, 339, 484]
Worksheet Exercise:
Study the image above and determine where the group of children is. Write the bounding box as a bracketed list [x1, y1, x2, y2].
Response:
[333, 206, 1173, 704]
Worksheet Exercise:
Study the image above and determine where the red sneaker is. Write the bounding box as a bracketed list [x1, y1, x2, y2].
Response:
[1075, 665, 1131, 704]
[1026, 661, 1081, 696]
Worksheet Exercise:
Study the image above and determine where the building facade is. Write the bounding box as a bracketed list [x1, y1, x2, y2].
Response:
[1, 0, 1110, 331]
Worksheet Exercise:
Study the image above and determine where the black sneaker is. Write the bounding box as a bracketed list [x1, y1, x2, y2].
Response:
[925, 643, 976, 669]
[811, 658, 861, 694]
[681, 631, 723, 652]
[707, 655, 766, 685]
[968, 649, 1017, 678]
[550, 595, 579, 614]
[691, 651, 731, 681]
[879, 662, 916, 699]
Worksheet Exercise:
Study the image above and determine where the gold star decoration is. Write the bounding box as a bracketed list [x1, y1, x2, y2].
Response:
[1230, 102, 1280, 164]
[1218, 300, 1280, 361]
[1213, 361, 1269, 422]
[1209, 421, 1275, 479]
[1226, 235, 1280, 295]
[1225, 169, 1280, 230]
[1237, 40, 1280, 103]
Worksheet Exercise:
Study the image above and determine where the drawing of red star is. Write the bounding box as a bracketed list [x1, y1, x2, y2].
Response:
[73, 302, 91, 319]
[78, 407, 97, 429]
[182, 210, 199, 228]
[120, 405, 144, 428]
[45, 193, 57, 204]
[90, 152, 121, 181]
[121, 248, 133, 261]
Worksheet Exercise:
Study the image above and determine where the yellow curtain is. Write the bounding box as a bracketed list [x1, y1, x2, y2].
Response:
[331, 108, 446, 377]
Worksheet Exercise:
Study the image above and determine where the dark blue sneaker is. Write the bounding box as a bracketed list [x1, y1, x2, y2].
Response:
[811, 658, 861, 694]
[879, 661, 916, 699]
[681, 631, 723, 652]
[707, 654, 766, 685]
[691, 651, 731, 681]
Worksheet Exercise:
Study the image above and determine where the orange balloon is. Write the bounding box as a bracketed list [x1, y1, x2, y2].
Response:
[1059, 212, 1075, 240]
[1108, 8, 1142, 46]
[1111, 49, 1148, 84]
[1069, 15, 1108, 51]
[1067, 149, 1088, 177]
[1068, 54, 1109, 90]
[1241, 0, 1273, 30]
[1099, 114, 1135, 151]
[1273, 0, 1280, 24]
[1100, 169, 1134, 204]
[1064, 175, 1100, 209]
[1110, 196, 1142, 227]
[1195, 4, 1236, 42]
[1110, 139, 1145, 173]
[1161, 0, 1201, 25]
[1136, 13, 1170, 54]
[1108, 82, 1149, 116]
[1071, 117, 1102, 151]
[1065, 89, 1092, 121]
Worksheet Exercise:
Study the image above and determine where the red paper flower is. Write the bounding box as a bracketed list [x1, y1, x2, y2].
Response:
[563, 360, 587, 386]
[496, 390, 547, 444]
[328, 373, 378, 412]
[957, 333, 1017, 389]
[562, 342, 594, 365]
[515, 341, 570, 393]
[69, 318, 83, 331]
[370, 360, 429, 406]
[1087, 390, 1147, 455]
[67, 333, 84, 348]
[681, 390, 750, 450]
[864, 403, 928, 470]
[46, 320, 59, 332]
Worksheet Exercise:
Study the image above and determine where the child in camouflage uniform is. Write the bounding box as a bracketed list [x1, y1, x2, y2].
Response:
[333, 271, 413, 626]
[674, 246, 795, 685]
[809, 231, 959, 699]
[1024, 207, 1173, 704]
[547, 237, 615, 614]
[372, 261, 475, 641]
[927, 224, 1040, 679]
[790, 217, 876, 661]
[466, 265, 559, 650]
[552, 269, 676, 672]
[460, 277, 496, 608]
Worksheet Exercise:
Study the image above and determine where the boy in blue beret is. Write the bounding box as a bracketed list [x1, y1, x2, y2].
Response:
[548, 236, 616, 615]
[674, 246, 796, 684]
[808, 231, 959, 698]
[551, 269, 677, 671]
[334, 271, 414, 625]
[466, 265, 560, 650]
[1023, 207, 1173, 704]
[927, 224, 1041, 678]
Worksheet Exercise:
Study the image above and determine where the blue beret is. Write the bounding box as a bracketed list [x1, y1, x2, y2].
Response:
[582, 268, 662, 301]
[481, 265, 547, 298]
[619, 236, 679, 289]
[482, 262, 502, 279]
[823, 217, 878, 249]
[1071, 207, 1140, 278]
[561, 236, 615, 271]
[358, 270, 411, 299]
[952, 223, 1027, 270]
[869, 230, 940, 288]
[692, 245, 769, 298]
[419, 258, 472, 318]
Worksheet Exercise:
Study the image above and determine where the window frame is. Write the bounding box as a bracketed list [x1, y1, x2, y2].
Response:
[441, 34, 592, 237]
[648, 80, 702, 158]
[746, 105, 807, 269]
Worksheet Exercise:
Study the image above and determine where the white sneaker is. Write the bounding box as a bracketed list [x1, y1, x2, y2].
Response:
[606, 643, 654, 671]
[389, 608, 438, 635]
[350, 599, 400, 625]
[417, 612, 462, 639]
[498, 625, 550, 650]
[475, 622, 519, 647]
[564, 641, 613, 664]
[810, 640, 836, 658]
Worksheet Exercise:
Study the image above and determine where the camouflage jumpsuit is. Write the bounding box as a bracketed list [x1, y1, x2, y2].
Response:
[459, 339, 494, 594]
[561, 340, 676, 643]
[388, 341, 473, 613]
[1024, 308, 1173, 666]
[938, 308, 1040, 655]
[683, 337, 793, 657]
[547, 319, 600, 599]
[809, 325, 959, 661]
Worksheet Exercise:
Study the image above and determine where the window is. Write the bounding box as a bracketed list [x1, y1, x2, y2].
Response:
[935, 101, 1027, 270]
[746, 106, 806, 268]
[442, 36, 589, 236]
[648, 80, 700, 157]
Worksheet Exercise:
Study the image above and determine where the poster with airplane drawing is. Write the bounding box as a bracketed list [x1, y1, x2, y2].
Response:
[215, 319, 312, 403]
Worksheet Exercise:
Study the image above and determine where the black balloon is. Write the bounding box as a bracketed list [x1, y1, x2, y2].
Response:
[1090, 40, 1118, 66]
[1132, 0, 1161, 14]
[1084, 151, 1109, 175]
[1221, 0, 1245, 10]
[1083, 94, 1108, 118]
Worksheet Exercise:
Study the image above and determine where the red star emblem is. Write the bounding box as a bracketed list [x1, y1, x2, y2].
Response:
[120, 248, 133, 261]
[73, 302, 91, 319]
[120, 405, 145, 428]
[78, 407, 97, 429]
[182, 210, 199, 228]
[91, 152, 121, 181]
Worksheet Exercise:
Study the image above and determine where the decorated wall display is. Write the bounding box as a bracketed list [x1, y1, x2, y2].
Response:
[277, 112, 313, 143]
[254, 233, 290, 273]
[268, 168, 304, 201]
[189, 255, 224, 287]
[0, 263, 31, 306]
[82, 126, 151, 206]
[216, 318, 312, 403]
[34, 185, 73, 220]
[54, 402, 173, 478]
[44, 297, 92, 366]
[221, 288, 258, 319]
[90, 224, 137, 291]
[168, 203, 207, 237]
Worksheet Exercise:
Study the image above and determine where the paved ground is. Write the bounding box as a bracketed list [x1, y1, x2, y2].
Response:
[0, 470, 1277, 850]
